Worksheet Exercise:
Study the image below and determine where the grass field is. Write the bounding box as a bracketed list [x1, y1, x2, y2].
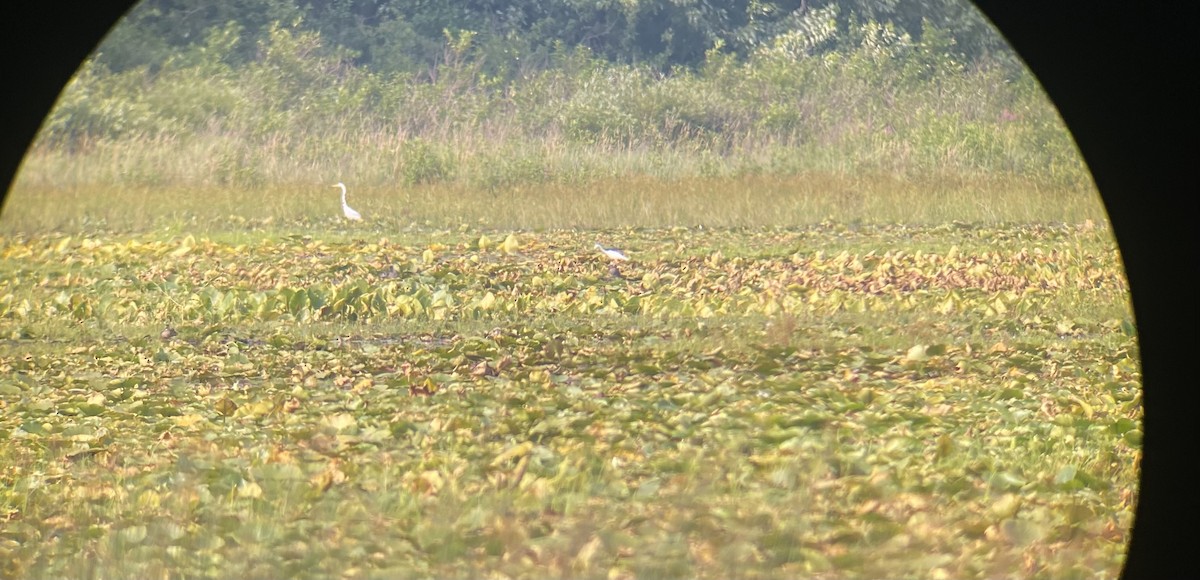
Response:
[4, 170, 1100, 234]
[0, 180, 1138, 579]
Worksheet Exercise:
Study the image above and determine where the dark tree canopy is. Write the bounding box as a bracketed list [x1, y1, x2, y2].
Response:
[96, 0, 1015, 74]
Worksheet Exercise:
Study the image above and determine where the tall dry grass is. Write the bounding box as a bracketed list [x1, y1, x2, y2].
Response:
[3, 171, 1103, 234]
[4, 22, 1104, 234]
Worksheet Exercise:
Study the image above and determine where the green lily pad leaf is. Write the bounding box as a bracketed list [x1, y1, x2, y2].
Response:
[798, 547, 833, 572]
[794, 412, 832, 429]
[988, 471, 1026, 490]
[1120, 318, 1137, 337]
[156, 521, 187, 542]
[633, 477, 661, 499]
[1110, 417, 1137, 435]
[1000, 518, 1045, 546]
[989, 493, 1022, 519]
[1074, 468, 1111, 491]
[119, 525, 148, 545]
[390, 420, 417, 437]
[19, 420, 49, 435]
[501, 233, 520, 254]
[76, 403, 107, 417]
[237, 479, 263, 499]
[321, 413, 359, 434]
[214, 397, 238, 417]
[1053, 465, 1078, 486]
[157, 405, 182, 417]
[26, 399, 54, 413]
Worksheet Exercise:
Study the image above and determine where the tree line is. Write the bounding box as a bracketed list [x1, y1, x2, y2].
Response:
[34, 0, 1086, 191]
[99, 0, 1017, 77]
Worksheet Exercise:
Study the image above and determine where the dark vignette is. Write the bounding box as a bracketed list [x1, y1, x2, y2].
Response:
[1, 3, 1194, 578]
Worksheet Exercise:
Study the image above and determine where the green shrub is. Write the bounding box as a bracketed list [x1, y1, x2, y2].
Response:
[466, 148, 548, 192]
[399, 138, 456, 185]
[26, 16, 1086, 193]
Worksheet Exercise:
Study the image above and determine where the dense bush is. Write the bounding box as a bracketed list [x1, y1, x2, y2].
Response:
[31, 11, 1087, 190]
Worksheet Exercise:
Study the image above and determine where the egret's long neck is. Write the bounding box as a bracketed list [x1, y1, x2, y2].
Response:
[340, 187, 348, 204]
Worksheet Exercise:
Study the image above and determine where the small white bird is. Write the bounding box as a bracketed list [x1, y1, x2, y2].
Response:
[333, 182, 362, 221]
[595, 243, 629, 261]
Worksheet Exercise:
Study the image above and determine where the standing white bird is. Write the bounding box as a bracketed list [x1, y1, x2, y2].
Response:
[594, 243, 629, 261]
[333, 182, 362, 221]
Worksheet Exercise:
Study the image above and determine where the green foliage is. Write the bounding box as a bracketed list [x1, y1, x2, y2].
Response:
[25, 4, 1091, 197]
[466, 148, 549, 193]
[0, 225, 1138, 579]
[400, 138, 457, 185]
[754, 4, 842, 60]
[94, 0, 306, 72]
[362, 14, 435, 75]
[2, 6, 1129, 577]
[559, 66, 648, 145]
[95, 0, 1021, 75]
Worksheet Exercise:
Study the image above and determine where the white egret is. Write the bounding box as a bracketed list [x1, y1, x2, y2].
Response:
[333, 182, 362, 221]
[594, 243, 629, 261]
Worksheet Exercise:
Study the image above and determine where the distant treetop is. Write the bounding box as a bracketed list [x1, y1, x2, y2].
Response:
[96, 0, 1017, 75]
